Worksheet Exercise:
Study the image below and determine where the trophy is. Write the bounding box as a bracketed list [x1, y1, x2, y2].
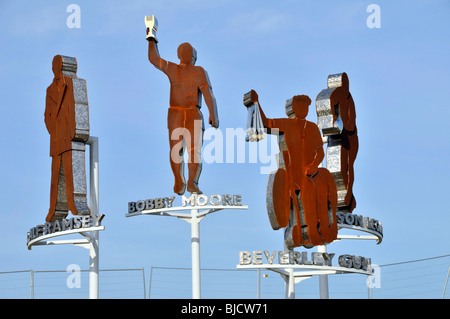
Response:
[243, 91, 266, 142]
[145, 15, 158, 42]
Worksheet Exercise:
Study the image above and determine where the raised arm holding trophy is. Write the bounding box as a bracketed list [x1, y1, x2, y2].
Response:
[145, 15, 219, 195]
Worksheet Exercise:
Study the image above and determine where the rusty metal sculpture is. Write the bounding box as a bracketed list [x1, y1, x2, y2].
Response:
[244, 90, 338, 249]
[45, 55, 90, 222]
[146, 15, 219, 195]
[316, 73, 358, 212]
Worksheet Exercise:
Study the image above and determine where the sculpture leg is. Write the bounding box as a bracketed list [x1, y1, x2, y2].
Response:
[315, 169, 338, 243]
[181, 114, 203, 194]
[169, 128, 187, 195]
[300, 177, 322, 247]
[289, 192, 305, 248]
[46, 155, 68, 222]
[341, 130, 358, 212]
[187, 123, 203, 194]
[168, 108, 188, 195]
[61, 147, 90, 216]
[69, 142, 90, 215]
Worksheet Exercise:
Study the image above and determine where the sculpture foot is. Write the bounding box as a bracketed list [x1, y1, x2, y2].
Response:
[187, 183, 202, 194]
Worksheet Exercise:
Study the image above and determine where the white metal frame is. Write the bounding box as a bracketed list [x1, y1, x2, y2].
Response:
[126, 203, 248, 299]
[27, 136, 103, 299]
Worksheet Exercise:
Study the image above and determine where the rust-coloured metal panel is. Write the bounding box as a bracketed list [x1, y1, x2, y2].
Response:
[245, 90, 338, 249]
[316, 73, 358, 212]
[45, 55, 90, 222]
[146, 16, 219, 195]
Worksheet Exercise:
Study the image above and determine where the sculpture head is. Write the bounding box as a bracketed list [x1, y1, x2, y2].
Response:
[291, 95, 311, 120]
[327, 72, 349, 92]
[340, 72, 349, 92]
[177, 42, 197, 66]
[52, 55, 63, 79]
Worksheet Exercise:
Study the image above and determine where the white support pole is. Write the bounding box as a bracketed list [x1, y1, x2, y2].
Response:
[287, 268, 295, 299]
[127, 203, 247, 299]
[87, 136, 99, 299]
[30, 269, 34, 299]
[257, 269, 261, 299]
[190, 208, 201, 299]
[442, 264, 450, 299]
[148, 266, 153, 299]
[318, 245, 329, 299]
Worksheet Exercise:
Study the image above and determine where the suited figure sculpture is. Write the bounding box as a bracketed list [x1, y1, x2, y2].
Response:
[45, 55, 90, 222]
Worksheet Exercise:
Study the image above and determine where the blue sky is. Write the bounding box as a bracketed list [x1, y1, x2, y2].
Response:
[0, 0, 449, 298]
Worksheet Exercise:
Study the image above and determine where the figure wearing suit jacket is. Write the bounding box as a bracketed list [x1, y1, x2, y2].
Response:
[45, 55, 90, 222]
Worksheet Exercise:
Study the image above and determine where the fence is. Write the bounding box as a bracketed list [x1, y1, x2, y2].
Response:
[1, 255, 450, 299]
[0, 268, 146, 299]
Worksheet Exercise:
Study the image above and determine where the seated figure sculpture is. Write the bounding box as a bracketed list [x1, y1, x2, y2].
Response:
[244, 90, 338, 248]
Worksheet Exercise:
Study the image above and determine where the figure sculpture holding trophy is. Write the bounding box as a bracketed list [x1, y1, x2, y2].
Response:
[244, 90, 338, 248]
[145, 15, 219, 195]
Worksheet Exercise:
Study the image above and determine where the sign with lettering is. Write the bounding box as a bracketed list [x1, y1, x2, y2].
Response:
[127, 193, 243, 214]
[239, 250, 373, 272]
[27, 215, 104, 246]
[337, 211, 383, 242]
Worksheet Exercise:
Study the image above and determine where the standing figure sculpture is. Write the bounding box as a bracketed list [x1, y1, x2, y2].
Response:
[316, 73, 358, 212]
[145, 15, 219, 195]
[244, 90, 338, 248]
[45, 55, 90, 222]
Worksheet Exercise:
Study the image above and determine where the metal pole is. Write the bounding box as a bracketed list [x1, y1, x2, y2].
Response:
[318, 245, 329, 299]
[257, 269, 261, 299]
[442, 264, 450, 299]
[142, 268, 146, 299]
[149, 266, 153, 299]
[30, 269, 34, 299]
[87, 136, 99, 299]
[191, 208, 201, 299]
[287, 268, 295, 299]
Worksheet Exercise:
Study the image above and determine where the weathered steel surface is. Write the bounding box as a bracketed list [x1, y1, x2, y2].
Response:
[315, 73, 358, 212]
[45, 55, 90, 222]
[146, 15, 219, 195]
[245, 90, 338, 249]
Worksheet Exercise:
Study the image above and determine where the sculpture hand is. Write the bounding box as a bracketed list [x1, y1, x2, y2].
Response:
[209, 115, 219, 129]
[145, 15, 158, 42]
[243, 89, 259, 107]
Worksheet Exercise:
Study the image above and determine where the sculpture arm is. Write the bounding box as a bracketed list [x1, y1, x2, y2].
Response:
[330, 88, 356, 132]
[44, 90, 55, 135]
[148, 40, 172, 74]
[345, 93, 356, 131]
[244, 89, 275, 130]
[306, 123, 325, 175]
[199, 70, 219, 128]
